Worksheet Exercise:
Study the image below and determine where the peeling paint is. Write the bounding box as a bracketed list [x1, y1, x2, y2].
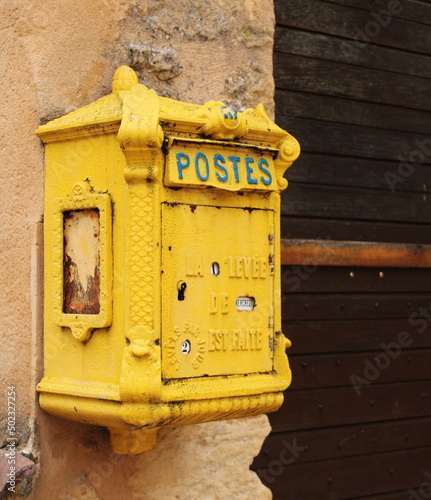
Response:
[63, 209, 100, 314]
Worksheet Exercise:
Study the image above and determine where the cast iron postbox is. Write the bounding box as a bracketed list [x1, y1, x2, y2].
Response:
[36, 66, 300, 453]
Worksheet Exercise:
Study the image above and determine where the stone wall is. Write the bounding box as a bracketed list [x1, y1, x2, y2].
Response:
[0, 1, 275, 498]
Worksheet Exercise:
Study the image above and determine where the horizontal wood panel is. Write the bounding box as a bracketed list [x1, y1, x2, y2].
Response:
[324, 0, 431, 25]
[275, 0, 431, 55]
[253, 417, 431, 468]
[284, 319, 431, 353]
[269, 381, 431, 432]
[283, 294, 431, 321]
[277, 115, 431, 162]
[275, 53, 431, 111]
[281, 183, 431, 224]
[256, 447, 431, 499]
[284, 152, 431, 194]
[355, 488, 424, 500]
[289, 350, 431, 389]
[281, 217, 431, 244]
[281, 266, 431, 293]
[280, 240, 431, 267]
[276, 91, 431, 137]
[274, 27, 431, 78]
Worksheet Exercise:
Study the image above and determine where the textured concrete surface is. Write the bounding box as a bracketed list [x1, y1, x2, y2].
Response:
[0, 0, 276, 498]
[36, 415, 272, 500]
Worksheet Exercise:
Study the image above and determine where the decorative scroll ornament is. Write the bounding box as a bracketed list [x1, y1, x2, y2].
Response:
[114, 66, 164, 181]
[195, 100, 249, 140]
[274, 134, 301, 190]
[111, 65, 139, 92]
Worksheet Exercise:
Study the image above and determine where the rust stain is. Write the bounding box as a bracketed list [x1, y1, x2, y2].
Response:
[63, 209, 100, 314]
[281, 239, 431, 268]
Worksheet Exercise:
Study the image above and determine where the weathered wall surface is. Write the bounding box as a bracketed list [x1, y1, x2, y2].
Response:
[0, 0, 275, 498]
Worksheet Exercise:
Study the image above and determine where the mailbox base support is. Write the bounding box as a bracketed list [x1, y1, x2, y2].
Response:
[109, 427, 159, 454]
[38, 385, 287, 454]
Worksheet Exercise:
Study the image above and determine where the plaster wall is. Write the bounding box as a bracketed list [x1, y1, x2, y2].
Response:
[0, 1, 275, 498]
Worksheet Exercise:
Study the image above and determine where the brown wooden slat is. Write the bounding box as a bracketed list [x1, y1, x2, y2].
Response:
[284, 319, 431, 353]
[324, 0, 431, 26]
[275, 53, 431, 111]
[255, 447, 431, 499]
[281, 183, 431, 224]
[274, 27, 431, 78]
[276, 89, 431, 138]
[269, 381, 431, 432]
[283, 152, 431, 194]
[281, 267, 431, 293]
[289, 350, 431, 390]
[280, 239, 431, 268]
[253, 417, 431, 468]
[275, 0, 431, 55]
[277, 115, 431, 162]
[356, 488, 425, 500]
[283, 294, 431, 321]
[281, 217, 431, 244]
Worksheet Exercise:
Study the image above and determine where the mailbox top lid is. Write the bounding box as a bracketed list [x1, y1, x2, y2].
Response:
[37, 66, 296, 145]
[36, 66, 300, 189]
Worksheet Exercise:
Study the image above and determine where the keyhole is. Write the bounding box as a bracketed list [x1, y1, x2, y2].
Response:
[177, 281, 187, 301]
[211, 262, 220, 276]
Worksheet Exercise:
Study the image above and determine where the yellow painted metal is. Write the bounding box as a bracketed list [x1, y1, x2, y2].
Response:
[36, 66, 300, 454]
[162, 204, 275, 379]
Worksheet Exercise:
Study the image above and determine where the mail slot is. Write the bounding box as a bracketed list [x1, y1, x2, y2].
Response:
[36, 66, 300, 454]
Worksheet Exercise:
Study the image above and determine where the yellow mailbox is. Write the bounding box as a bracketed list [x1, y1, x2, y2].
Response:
[36, 66, 300, 454]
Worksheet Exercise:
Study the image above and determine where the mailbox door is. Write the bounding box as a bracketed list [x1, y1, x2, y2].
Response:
[161, 203, 275, 380]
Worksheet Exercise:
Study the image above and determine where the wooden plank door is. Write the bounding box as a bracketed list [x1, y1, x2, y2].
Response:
[252, 1, 431, 498]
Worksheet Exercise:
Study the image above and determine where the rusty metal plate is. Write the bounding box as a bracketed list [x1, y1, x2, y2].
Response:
[63, 209, 100, 314]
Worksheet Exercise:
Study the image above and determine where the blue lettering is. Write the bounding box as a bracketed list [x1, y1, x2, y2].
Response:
[228, 156, 241, 183]
[176, 153, 190, 179]
[195, 152, 210, 181]
[245, 157, 258, 185]
[258, 158, 272, 186]
[214, 154, 228, 182]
